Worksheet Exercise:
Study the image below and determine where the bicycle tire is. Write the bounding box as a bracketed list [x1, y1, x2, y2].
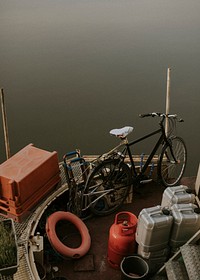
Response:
[158, 136, 187, 187]
[84, 159, 132, 216]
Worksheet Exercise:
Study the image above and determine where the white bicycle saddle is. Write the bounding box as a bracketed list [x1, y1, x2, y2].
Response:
[109, 126, 134, 138]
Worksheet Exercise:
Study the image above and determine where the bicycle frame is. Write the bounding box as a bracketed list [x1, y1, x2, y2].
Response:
[126, 127, 166, 177]
[101, 120, 171, 179]
[69, 114, 183, 215]
[81, 129, 167, 212]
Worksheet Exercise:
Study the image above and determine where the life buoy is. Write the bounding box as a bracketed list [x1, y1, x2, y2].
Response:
[45, 211, 91, 259]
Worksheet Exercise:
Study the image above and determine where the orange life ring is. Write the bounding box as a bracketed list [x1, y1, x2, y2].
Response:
[45, 211, 91, 258]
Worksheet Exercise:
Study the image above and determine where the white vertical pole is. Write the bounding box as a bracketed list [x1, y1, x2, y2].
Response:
[0, 88, 11, 159]
[165, 68, 171, 136]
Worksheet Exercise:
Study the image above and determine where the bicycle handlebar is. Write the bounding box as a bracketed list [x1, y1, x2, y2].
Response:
[139, 112, 184, 122]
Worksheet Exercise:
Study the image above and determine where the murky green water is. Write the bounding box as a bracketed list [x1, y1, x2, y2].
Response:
[0, 0, 200, 176]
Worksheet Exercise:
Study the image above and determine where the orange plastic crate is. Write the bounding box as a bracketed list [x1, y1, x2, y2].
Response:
[0, 144, 60, 222]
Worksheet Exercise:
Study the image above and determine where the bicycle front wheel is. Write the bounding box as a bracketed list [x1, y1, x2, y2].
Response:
[158, 136, 187, 187]
[85, 159, 132, 216]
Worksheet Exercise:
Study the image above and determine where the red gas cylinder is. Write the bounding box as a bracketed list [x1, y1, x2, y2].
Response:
[107, 211, 138, 269]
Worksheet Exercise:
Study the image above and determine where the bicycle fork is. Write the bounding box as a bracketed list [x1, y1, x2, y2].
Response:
[165, 138, 180, 164]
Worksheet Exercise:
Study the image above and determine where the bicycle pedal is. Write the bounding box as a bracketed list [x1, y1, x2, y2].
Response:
[139, 179, 153, 184]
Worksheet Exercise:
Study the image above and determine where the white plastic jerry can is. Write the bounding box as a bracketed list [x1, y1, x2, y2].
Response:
[161, 185, 195, 208]
[170, 203, 200, 248]
[136, 205, 173, 252]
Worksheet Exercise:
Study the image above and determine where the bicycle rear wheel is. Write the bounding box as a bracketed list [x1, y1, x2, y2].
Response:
[85, 159, 132, 216]
[158, 136, 187, 187]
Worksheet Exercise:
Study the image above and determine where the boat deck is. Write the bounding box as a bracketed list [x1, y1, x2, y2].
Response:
[49, 182, 165, 280]
[43, 177, 196, 280]
[0, 162, 196, 280]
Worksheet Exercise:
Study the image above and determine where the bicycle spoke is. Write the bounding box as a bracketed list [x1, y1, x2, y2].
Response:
[85, 159, 132, 216]
[158, 137, 187, 187]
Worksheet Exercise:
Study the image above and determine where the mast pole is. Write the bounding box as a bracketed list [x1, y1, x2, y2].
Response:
[165, 67, 171, 136]
[0, 88, 11, 159]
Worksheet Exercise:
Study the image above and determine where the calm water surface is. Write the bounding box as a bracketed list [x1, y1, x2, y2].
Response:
[1, 0, 200, 176]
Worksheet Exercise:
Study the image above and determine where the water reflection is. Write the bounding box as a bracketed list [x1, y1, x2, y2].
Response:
[0, 0, 200, 176]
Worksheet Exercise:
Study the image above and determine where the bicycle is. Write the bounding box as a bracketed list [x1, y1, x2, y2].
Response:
[81, 112, 187, 216]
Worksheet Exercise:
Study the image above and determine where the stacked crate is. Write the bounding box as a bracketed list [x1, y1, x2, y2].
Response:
[0, 144, 60, 222]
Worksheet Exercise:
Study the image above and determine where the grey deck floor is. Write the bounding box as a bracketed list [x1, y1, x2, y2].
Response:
[44, 177, 196, 280]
